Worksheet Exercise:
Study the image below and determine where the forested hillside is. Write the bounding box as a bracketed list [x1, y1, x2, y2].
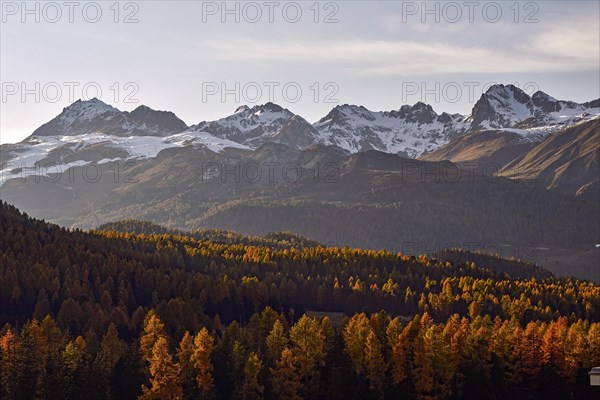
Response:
[4, 141, 599, 281]
[1, 202, 599, 400]
[96, 220, 321, 250]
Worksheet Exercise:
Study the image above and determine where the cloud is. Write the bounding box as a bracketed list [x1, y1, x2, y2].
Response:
[189, 37, 598, 76]
[528, 21, 600, 63]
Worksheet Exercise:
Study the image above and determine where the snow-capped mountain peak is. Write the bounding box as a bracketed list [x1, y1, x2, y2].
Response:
[190, 102, 295, 147]
[312, 102, 469, 157]
[531, 90, 557, 103]
[469, 84, 599, 130]
[469, 84, 534, 129]
[317, 104, 375, 125]
[28, 99, 188, 139]
[60, 98, 118, 122]
[12, 85, 599, 168]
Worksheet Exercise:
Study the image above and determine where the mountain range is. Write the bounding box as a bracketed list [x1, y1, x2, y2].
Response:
[1, 84, 599, 281]
[4, 84, 598, 157]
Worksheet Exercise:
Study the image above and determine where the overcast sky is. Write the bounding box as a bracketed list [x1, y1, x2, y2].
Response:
[1, 0, 599, 143]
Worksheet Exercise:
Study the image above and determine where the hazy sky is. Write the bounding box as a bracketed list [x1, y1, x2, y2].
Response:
[1, 0, 599, 143]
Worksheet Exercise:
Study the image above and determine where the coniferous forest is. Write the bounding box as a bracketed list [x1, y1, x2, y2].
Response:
[1, 201, 599, 400]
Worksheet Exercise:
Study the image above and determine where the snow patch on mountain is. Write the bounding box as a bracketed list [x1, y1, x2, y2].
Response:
[313, 103, 469, 157]
[0, 131, 249, 186]
[192, 103, 294, 140]
[30, 98, 188, 138]
[501, 114, 600, 144]
[4, 85, 599, 180]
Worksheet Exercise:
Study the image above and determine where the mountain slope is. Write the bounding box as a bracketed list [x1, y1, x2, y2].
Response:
[3, 141, 598, 280]
[419, 129, 541, 167]
[422, 117, 600, 202]
[498, 118, 600, 201]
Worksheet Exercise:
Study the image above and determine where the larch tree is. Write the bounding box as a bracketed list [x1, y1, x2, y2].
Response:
[563, 321, 587, 383]
[63, 336, 89, 400]
[0, 328, 21, 400]
[95, 323, 127, 400]
[289, 315, 325, 378]
[540, 318, 567, 377]
[412, 329, 434, 399]
[343, 312, 372, 375]
[510, 321, 543, 385]
[242, 352, 264, 400]
[390, 317, 421, 385]
[140, 336, 183, 400]
[320, 316, 335, 353]
[365, 330, 386, 399]
[176, 331, 195, 398]
[266, 320, 288, 364]
[229, 340, 246, 400]
[141, 311, 168, 365]
[191, 327, 216, 399]
[270, 347, 303, 400]
[425, 324, 454, 400]
[587, 322, 600, 367]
